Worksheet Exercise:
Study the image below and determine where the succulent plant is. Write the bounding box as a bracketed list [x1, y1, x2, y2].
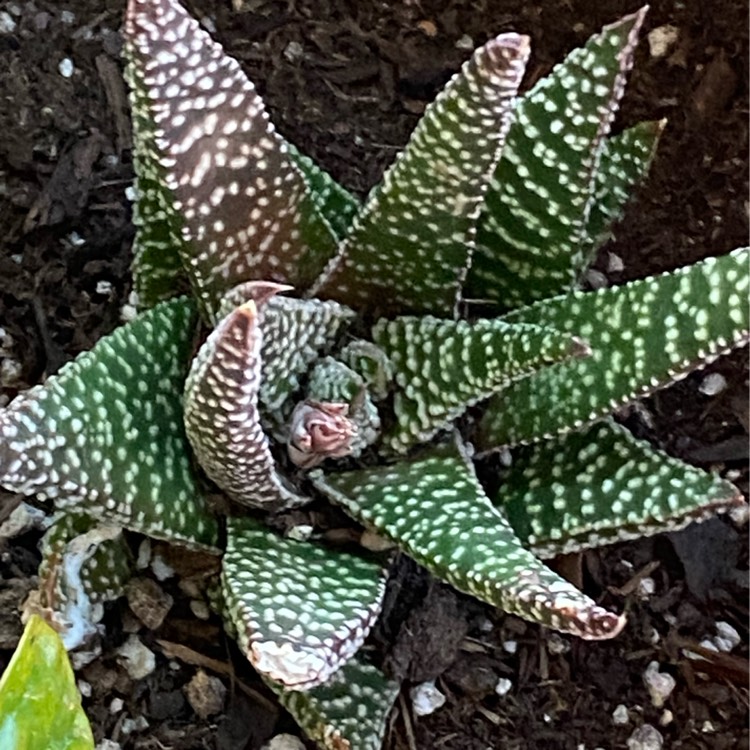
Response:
[0, 0, 747, 746]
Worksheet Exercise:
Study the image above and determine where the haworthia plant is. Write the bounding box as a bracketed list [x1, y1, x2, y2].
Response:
[0, 0, 747, 747]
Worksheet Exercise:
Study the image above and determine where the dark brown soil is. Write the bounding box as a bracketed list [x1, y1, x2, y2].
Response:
[0, 1, 747, 749]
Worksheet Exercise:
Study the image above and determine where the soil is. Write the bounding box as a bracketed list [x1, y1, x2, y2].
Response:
[0, 0, 748, 749]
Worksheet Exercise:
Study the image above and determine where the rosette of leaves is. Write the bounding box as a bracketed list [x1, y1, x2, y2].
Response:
[0, 0, 747, 747]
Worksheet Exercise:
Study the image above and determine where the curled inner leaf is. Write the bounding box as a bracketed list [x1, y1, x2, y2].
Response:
[288, 401, 356, 469]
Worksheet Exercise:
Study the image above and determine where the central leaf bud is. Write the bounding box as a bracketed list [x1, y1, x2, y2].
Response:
[288, 401, 356, 468]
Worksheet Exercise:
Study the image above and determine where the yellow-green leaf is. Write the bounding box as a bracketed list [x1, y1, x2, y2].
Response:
[0, 615, 94, 750]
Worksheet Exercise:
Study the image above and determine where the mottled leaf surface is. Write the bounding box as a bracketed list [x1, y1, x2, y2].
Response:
[124, 42, 191, 309]
[219, 283, 355, 414]
[467, 9, 646, 309]
[497, 420, 744, 558]
[287, 144, 361, 242]
[313, 442, 625, 640]
[272, 656, 400, 750]
[372, 316, 588, 453]
[222, 517, 386, 690]
[0, 615, 94, 750]
[37, 516, 132, 649]
[0, 299, 219, 550]
[479, 248, 750, 448]
[125, 0, 339, 321]
[311, 33, 530, 316]
[580, 120, 664, 266]
[184, 299, 306, 509]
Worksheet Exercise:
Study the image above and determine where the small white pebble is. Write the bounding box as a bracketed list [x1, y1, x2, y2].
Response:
[190, 599, 210, 620]
[0, 357, 22, 385]
[627, 724, 664, 750]
[643, 661, 676, 708]
[286, 524, 313, 542]
[67, 231, 86, 247]
[60, 10, 76, 24]
[96, 280, 114, 296]
[647, 25, 679, 58]
[116, 635, 156, 680]
[698, 372, 727, 396]
[455, 34, 474, 51]
[199, 15, 216, 33]
[607, 252, 625, 273]
[0, 10, 17, 33]
[502, 639, 518, 654]
[701, 720, 715, 733]
[109, 697, 124, 714]
[709, 621, 740, 653]
[58, 58, 74, 78]
[125, 185, 137, 202]
[283, 41, 303, 63]
[699, 638, 719, 653]
[0, 502, 48, 539]
[612, 704, 630, 725]
[476, 617, 493, 633]
[410, 680, 446, 717]
[659, 710, 673, 727]
[585, 268, 608, 289]
[729, 502, 749, 526]
[494, 677, 513, 697]
[77, 679, 92, 698]
[136, 539, 151, 569]
[121, 716, 149, 735]
[637, 577, 656, 598]
[95, 741, 122, 750]
[261, 735, 306, 750]
[150, 554, 175, 581]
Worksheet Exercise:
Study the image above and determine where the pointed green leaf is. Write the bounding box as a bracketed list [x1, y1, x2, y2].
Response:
[313, 442, 625, 640]
[184, 296, 307, 509]
[311, 33, 530, 316]
[124, 0, 339, 321]
[38, 514, 132, 649]
[497, 420, 745, 558]
[467, 9, 647, 309]
[219, 283, 356, 414]
[287, 144, 361, 242]
[271, 656, 400, 750]
[0, 299, 219, 550]
[478, 248, 750, 448]
[372, 316, 589, 453]
[581, 120, 664, 262]
[222, 517, 386, 690]
[0, 615, 94, 750]
[125, 41, 191, 309]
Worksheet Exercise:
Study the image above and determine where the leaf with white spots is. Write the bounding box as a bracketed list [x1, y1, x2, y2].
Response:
[496, 420, 745, 559]
[184, 296, 307, 509]
[310, 33, 531, 316]
[581, 120, 664, 264]
[125, 42, 191, 309]
[219, 282, 356, 414]
[371, 316, 589, 454]
[222, 516, 387, 690]
[124, 0, 340, 322]
[37, 514, 132, 650]
[271, 655, 400, 750]
[467, 9, 647, 310]
[0, 299, 219, 550]
[312, 441, 626, 640]
[287, 144, 361, 242]
[478, 248, 750, 448]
